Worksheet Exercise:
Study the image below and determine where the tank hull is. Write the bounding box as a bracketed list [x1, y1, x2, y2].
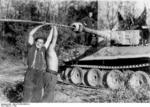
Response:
[59, 45, 150, 91]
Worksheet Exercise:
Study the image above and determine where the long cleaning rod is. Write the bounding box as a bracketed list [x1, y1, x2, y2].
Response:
[0, 19, 74, 29]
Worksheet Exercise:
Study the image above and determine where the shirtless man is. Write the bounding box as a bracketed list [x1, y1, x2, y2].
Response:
[42, 26, 58, 102]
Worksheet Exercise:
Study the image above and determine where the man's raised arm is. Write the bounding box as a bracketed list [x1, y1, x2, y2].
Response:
[44, 27, 54, 49]
[28, 25, 45, 45]
[50, 26, 58, 49]
[46, 26, 58, 72]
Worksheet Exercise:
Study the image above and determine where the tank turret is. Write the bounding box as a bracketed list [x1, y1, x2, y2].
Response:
[71, 22, 141, 45]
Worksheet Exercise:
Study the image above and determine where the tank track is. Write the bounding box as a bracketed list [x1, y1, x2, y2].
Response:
[71, 63, 150, 69]
[59, 62, 150, 90]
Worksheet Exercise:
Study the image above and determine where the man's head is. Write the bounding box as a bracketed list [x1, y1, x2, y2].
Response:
[35, 37, 46, 49]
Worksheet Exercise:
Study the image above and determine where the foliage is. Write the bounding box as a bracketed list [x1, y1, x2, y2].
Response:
[67, 1, 97, 23]
[4, 81, 23, 102]
[117, 7, 147, 30]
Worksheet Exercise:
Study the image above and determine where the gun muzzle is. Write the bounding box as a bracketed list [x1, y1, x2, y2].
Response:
[71, 22, 84, 33]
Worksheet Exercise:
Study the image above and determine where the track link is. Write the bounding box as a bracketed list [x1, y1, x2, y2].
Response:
[71, 63, 150, 69]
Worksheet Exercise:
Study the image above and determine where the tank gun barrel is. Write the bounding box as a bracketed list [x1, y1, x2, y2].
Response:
[142, 26, 150, 29]
[71, 22, 141, 45]
[71, 22, 111, 39]
[83, 27, 112, 40]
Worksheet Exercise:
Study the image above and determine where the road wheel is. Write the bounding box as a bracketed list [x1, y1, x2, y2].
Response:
[106, 70, 125, 90]
[123, 70, 134, 87]
[128, 71, 150, 92]
[69, 67, 82, 85]
[64, 68, 72, 82]
[86, 69, 102, 87]
[123, 70, 134, 79]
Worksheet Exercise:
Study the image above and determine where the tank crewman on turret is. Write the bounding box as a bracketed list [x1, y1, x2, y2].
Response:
[23, 25, 58, 102]
[81, 12, 98, 46]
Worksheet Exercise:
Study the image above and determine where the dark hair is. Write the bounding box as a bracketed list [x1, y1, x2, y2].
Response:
[35, 37, 46, 43]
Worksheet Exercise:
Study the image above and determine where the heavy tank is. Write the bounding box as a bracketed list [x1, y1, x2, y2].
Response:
[59, 23, 150, 91]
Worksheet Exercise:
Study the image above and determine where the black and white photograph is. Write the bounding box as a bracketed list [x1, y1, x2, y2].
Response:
[0, 0, 150, 104]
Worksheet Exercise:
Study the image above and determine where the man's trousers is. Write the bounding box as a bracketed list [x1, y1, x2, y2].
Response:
[23, 69, 57, 102]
